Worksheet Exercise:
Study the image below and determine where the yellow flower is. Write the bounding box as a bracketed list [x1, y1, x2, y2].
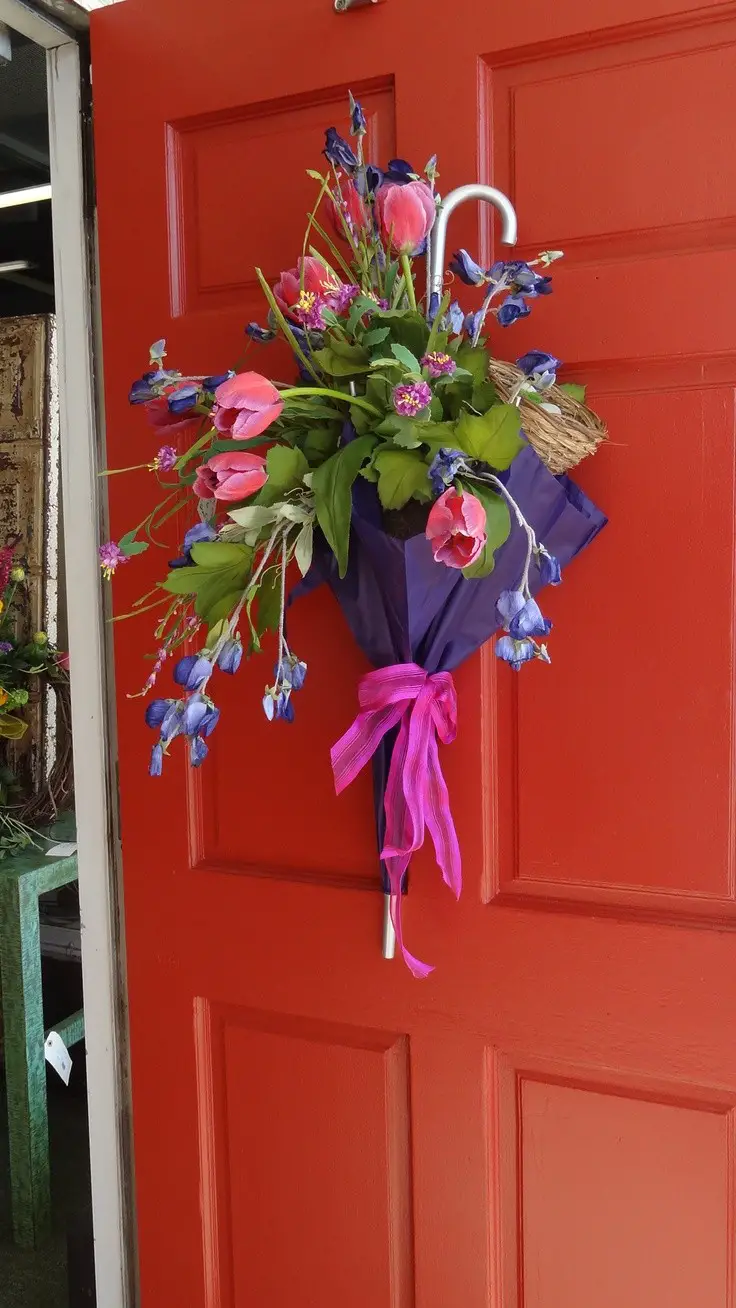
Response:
[10, 566, 25, 582]
[0, 689, 8, 707]
[0, 600, 4, 615]
[33, 631, 48, 646]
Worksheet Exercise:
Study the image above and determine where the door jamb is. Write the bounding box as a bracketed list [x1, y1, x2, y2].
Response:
[0, 6, 134, 1306]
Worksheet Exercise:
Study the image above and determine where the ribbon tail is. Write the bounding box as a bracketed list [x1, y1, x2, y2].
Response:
[424, 733, 462, 900]
[386, 859, 433, 979]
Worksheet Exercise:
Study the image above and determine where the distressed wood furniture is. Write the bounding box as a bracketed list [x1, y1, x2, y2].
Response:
[0, 815, 83, 1247]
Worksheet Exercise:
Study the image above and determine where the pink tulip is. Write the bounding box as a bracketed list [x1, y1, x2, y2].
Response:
[145, 397, 199, 434]
[274, 256, 339, 317]
[376, 180, 436, 255]
[193, 451, 268, 503]
[426, 488, 487, 569]
[329, 181, 369, 241]
[211, 372, 284, 439]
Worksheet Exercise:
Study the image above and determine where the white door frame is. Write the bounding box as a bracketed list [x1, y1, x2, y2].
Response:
[0, 3, 133, 1305]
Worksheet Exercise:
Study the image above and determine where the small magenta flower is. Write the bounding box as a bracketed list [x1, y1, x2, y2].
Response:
[154, 445, 177, 472]
[98, 540, 127, 580]
[0, 641, 12, 654]
[393, 380, 432, 418]
[422, 352, 456, 379]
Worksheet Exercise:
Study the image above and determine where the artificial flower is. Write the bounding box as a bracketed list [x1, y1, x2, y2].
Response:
[495, 636, 539, 671]
[193, 451, 268, 502]
[393, 380, 432, 417]
[323, 127, 358, 172]
[173, 655, 212, 691]
[330, 180, 369, 240]
[449, 249, 487, 286]
[218, 638, 243, 675]
[426, 488, 487, 569]
[99, 540, 128, 580]
[349, 94, 366, 137]
[211, 372, 284, 439]
[154, 445, 178, 472]
[145, 396, 199, 434]
[496, 590, 552, 639]
[376, 180, 435, 256]
[273, 256, 339, 318]
[537, 549, 562, 586]
[422, 352, 456, 378]
[428, 447, 465, 496]
[245, 322, 276, 343]
[497, 296, 531, 328]
[517, 351, 562, 380]
[149, 742, 164, 777]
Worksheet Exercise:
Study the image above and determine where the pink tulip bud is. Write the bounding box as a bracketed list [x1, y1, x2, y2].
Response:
[211, 372, 284, 439]
[273, 256, 339, 317]
[376, 180, 436, 256]
[329, 181, 369, 241]
[425, 488, 487, 569]
[193, 451, 268, 503]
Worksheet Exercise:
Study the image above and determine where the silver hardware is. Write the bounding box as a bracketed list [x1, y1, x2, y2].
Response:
[335, 0, 380, 10]
[382, 893, 396, 960]
[428, 183, 518, 304]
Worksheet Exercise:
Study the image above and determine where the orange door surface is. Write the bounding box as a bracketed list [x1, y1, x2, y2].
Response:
[92, 0, 736, 1304]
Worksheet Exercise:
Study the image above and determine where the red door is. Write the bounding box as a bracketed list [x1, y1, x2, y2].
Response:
[92, 1, 736, 1303]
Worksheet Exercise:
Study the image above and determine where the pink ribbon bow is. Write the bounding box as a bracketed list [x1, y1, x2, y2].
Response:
[331, 662, 462, 977]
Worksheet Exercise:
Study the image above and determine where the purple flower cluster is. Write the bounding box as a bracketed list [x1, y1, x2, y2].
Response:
[393, 380, 432, 418]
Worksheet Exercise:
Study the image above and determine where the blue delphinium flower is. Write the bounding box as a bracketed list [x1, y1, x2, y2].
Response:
[199, 705, 220, 737]
[167, 383, 200, 414]
[173, 654, 212, 691]
[464, 309, 486, 339]
[149, 742, 164, 776]
[218, 638, 242, 675]
[202, 371, 234, 390]
[129, 372, 158, 404]
[159, 701, 184, 743]
[385, 158, 415, 184]
[275, 692, 295, 722]
[515, 350, 562, 376]
[190, 736, 208, 767]
[324, 127, 358, 171]
[449, 249, 487, 286]
[497, 589, 552, 639]
[245, 322, 276, 343]
[145, 698, 173, 729]
[169, 521, 218, 570]
[349, 94, 366, 137]
[428, 447, 465, 497]
[276, 654, 307, 690]
[444, 301, 465, 336]
[536, 548, 562, 586]
[181, 694, 210, 736]
[497, 296, 531, 328]
[495, 636, 538, 671]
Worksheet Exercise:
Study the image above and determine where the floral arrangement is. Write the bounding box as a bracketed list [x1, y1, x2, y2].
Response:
[103, 98, 607, 973]
[0, 536, 70, 856]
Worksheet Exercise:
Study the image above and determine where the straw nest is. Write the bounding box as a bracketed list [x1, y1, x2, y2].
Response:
[488, 359, 606, 475]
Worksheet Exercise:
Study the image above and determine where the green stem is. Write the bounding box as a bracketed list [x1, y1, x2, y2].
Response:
[400, 254, 417, 311]
[99, 463, 150, 476]
[281, 386, 380, 417]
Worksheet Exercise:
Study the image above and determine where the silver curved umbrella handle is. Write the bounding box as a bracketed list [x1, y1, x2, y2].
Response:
[427, 184, 518, 304]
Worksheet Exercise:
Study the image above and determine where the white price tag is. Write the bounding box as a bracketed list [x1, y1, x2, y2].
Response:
[46, 841, 77, 857]
[44, 1031, 72, 1085]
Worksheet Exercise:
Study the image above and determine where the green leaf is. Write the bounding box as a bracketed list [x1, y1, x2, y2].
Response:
[454, 404, 523, 470]
[346, 296, 377, 336]
[198, 587, 243, 626]
[559, 381, 586, 403]
[454, 343, 490, 386]
[362, 326, 391, 347]
[294, 521, 314, 577]
[311, 434, 376, 577]
[327, 333, 371, 365]
[302, 423, 340, 466]
[458, 482, 511, 579]
[371, 308, 429, 358]
[306, 168, 325, 181]
[470, 379, 499, 412]
[118, 530, 149, 557]
[390, 342, 421, 373]
[256, 569, 281, 634]
[256, 444, 309, 506]
[189, 542, 251, 569]
[209, 435, 276, 454]
[160, 566, 206, 596]
[373, 449, 432, 510]
[313, 347, 372, 377]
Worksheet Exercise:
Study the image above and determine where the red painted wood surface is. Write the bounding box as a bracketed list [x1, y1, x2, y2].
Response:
[91, 1, 736, 1303]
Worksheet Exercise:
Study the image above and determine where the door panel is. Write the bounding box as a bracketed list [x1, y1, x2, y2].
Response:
[91, 0, 736, 1303]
